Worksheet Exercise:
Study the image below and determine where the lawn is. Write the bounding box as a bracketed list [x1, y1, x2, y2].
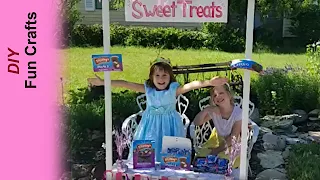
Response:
[63, 46, 308, 93]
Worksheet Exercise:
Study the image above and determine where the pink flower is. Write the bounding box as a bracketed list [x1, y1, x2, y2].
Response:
[224, 136, 241, 177]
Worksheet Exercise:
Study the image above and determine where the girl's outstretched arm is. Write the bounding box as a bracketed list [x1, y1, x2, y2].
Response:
[193, 106, 220, 126]
[176, 76, 228, 95]
[94, 74, 145, 93]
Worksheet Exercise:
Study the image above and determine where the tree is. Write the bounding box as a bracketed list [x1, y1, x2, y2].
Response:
[55, 0, 82, 47]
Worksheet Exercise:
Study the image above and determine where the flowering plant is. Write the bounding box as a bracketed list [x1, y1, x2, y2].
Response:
[224, 136, 241, 179]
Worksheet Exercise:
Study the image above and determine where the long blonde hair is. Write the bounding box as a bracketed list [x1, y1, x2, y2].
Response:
[210, 83, 234, 106]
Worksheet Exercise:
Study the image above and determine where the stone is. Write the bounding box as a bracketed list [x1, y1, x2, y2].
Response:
[261, 116, 279, 129]
[260, 127, 273, 135]
[309, 109, 320, 116]
[309, 131, 320, 143]
[309, 109, 320, 121]
[250, 108, 261, 124]
[274, 168, 287, 174]
[257, 150, 284, 169]
[255, 169, 287, 180]
[282, 146, 291, 159]
[309, 117, 320, 121]
[262, 133, 286, 151]
[277, 119, 293, 129]
[291, 125, 298, 133]
[261, 115, 293, 130]
[71, 164, 93, 179]
[292, 110, 308, 124]
[285, 137, 307, 145]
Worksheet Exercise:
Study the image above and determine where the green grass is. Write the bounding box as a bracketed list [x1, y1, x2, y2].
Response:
[287, 143, 320, 180]
[63, 46, 308, 93]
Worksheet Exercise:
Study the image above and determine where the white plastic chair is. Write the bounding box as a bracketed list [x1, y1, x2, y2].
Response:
[189, 95, 259, 176]
[121, 94, 191, 147]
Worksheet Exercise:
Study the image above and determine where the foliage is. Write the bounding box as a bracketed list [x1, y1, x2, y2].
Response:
[287, 143, 320, 180]
[56, 0, 82, 46]
[71, 23, 246, 51]
[289, 4, 320, 45]
[251, 65, 320, 115]
[306, 41, 320, 76]
[202, 23, 245, 52]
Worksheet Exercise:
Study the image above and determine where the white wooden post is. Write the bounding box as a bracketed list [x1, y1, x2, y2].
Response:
[239, 0, 256, 179]
[102, 0, 113, 173]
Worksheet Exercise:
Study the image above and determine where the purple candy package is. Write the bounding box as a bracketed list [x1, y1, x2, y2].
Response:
[132, 140, 155, 169]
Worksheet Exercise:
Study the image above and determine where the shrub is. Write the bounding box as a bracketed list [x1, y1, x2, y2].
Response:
[306, 41, 320, 77]
[202, 23, 245, 52]
[252, 65, 320, 116]
[251, 42, 320, 116]
[289, 4, 320, 45]
[70, 24, 103, 47]
[70, 23, 248, 51]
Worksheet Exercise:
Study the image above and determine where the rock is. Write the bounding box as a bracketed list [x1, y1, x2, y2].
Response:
[291, 125, 298, 133]
[309, 109, 320, 121]
[260, 127, 273, 135]
[309, 131, 320, 143]
[250, 108, 261, 124]
[71, 164, 93, 179]
[261, 116, 279, 129]
[309, 109, 320, 116]
[284, 137, 307, 145]
[274, 168, 287, 174]
[255, 169, 287, 180]
[277, 119, 293, 129]
[262, 133, 286, 151]
[292, 110, 308, 124]
[261, 115, 293, 130]
[94, 150, 105, 161]
[261, 115, 278, 121]
[309, 117, 320, 121]
[282, 146, 291, 159]
[257, 150, 284, 169]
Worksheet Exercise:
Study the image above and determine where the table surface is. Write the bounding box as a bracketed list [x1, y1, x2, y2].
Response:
[112, 160, 240, 180]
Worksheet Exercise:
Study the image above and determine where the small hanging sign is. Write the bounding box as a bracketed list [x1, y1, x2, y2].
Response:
[92, 54, 123, 72]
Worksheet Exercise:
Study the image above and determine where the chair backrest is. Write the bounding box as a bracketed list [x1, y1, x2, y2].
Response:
[199, 95, 255, 116]
[136, 94, 147, 111]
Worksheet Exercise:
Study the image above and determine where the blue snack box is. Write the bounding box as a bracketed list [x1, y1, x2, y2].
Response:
[92, 54, 123, 72]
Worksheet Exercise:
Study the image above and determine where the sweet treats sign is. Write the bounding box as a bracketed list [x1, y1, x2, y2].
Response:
[125, 0, 228, 22]
[92, 54, 123, 72]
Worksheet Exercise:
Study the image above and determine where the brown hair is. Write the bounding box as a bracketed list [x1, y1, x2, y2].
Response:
[146, 62, 176, 89]
[210, 83, 234, 106]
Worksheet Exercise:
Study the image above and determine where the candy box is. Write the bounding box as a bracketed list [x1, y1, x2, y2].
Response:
[194, 157, 207, 167]
[160, 137, 192, 171]
[91, 54, 123, 72]
[206, 155, 218, 165]
[132, 140, 155, 169]
[160, 152, 191, 170]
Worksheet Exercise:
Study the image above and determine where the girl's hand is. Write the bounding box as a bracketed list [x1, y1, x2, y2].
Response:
[209, 76, 228, 86]
[205, 106, 220, 115]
